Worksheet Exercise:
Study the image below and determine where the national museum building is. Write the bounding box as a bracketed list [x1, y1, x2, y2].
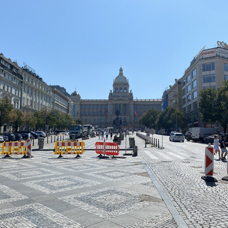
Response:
[70, 67, 162, 128]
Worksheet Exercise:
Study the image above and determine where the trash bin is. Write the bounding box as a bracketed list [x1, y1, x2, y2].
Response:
[38, 138, 44, 149]
[129, 137, 135, 148]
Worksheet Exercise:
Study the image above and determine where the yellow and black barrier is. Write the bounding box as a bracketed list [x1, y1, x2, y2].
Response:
[53, 141, 85, 158]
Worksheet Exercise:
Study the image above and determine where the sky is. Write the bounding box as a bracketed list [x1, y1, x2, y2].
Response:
[1, 0, 228, 99]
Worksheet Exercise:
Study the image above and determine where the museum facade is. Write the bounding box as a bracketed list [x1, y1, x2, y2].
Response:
[71, 67, 162, 128]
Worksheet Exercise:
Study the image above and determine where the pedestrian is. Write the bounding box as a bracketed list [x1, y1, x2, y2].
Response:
[110, 131, 113, 139]
[101, 130, 104, 139]
[98, 131, 100, 140]
[220, 135, 227, 160]
[106, 131, 108, 139]
[213, 135, 221, 160]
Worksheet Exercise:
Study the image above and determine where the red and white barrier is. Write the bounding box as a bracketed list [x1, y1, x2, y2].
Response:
[201, 145, 217, 182]
[56, 141, 82, 147]
[26, 139, 32, 156]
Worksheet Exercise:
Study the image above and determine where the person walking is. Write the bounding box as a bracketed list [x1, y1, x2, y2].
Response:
[110, 131, 113, 139]
[213, 135, 221, 160]
[101, 130, 104, 139]
[220, 135, 227, 161]
[106, 131, 108, 140]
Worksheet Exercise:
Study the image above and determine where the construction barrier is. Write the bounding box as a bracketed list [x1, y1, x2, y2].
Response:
[53, 141, 85, 158]
[1, 139, 32, 158]
[95, 142, 119, 157]
[201, 145, 217, 182]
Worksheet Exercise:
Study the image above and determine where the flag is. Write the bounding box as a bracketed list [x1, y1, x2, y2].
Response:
[106, 110, 109, 115]
[134, 110, 138, 116]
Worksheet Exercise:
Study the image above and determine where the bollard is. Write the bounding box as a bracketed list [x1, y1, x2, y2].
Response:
[145, 138, 147, 148]
[54, 136, 56, 142]
[201, 144, 217, 182]
[158, 139, 159, 148]
[133, 145, 138, 156]
[156, 138, 157, 147]
[33, 138, 34, 146]
[47, 136, 48, 144]
[154, 138, 155, 146]
[60, 136, 61, 141]
[63, 135, 64, 141]
[51, 136, 52, 143]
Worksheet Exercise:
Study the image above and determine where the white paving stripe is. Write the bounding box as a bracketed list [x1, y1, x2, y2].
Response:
[153, 151, 172, 160]
[144, 151, 159, 159]
[167, 152, 185, 159]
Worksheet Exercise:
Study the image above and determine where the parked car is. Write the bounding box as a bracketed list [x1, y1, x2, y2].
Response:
[14, 133, 23, 141]
[2, 135, 8, 142]
[185, 131, 192, 141]
[0, 135, 4, 143]
[3, 133, 15, 141]
[31, 131, 38, 139]
[36, 131, 46, 138]
[169, 131, 185, 142]
[20, 132, 29, 140]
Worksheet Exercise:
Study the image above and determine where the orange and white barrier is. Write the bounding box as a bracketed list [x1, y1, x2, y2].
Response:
[1, 139, 32, 158]
[53, 141, 85, 157]
[201, 145, 217, 182]
[95, 142, 119, 157]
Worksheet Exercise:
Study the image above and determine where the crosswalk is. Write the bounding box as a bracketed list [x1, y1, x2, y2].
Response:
[143, 150, 188, 160]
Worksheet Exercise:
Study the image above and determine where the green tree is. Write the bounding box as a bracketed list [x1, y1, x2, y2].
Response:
[216, 81, 228, 133]
[0, 96, 14, 128]
[199, 88, 218, 127]
[10, 109, 25, 132]
[139, 109, 159, 128]
[75, 119, 83, 125]
[25, 112, 37, 130]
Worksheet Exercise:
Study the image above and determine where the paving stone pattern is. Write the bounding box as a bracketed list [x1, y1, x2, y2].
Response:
[0, 135, 177, 227]
[138, 133, 228, 228]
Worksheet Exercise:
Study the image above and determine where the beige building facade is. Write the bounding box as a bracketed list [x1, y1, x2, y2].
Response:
[71, 67, 162, 128]
[179, 46, 228, 127]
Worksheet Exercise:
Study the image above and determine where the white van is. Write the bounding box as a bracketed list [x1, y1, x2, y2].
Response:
[169, 131, 185, 142]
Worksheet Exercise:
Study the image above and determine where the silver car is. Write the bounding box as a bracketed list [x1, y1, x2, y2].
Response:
[169, 131, 185, 142]
[0, 135, 4, 143]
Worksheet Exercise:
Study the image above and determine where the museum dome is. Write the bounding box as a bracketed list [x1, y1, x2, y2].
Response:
[71, 89, 80, 97]
[114, 67, 128, 84]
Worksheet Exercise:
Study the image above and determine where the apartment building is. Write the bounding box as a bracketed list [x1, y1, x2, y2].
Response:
[0, 54, 22, 110]
[21, 66, 52, 112]
[180, 46, 228, 127]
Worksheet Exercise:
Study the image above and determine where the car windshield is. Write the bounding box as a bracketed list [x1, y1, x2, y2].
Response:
[70, 126, 81, 131]
[175, 133, 183, 136]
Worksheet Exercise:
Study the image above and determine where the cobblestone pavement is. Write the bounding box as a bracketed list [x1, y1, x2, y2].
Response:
[0, 135, 178, 227]
[137, 133, 228, 228]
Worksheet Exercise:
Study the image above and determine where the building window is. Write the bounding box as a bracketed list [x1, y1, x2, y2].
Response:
[89, 111, 92, 116]
[203, 74, 215, 83]
[101, 105, 104, 109]
[138, 105, 140, 109]
[81, 111, 83, 116]
[85, 105, 88, 109]
[193, 101, 198, 110]
[124, 87, 127, 92]
[192, 79, 197, 88]
[97, 105, 100, 109]
[225, 75, 228, 81]
[187, 84, 191, 92]
[187, 94, 191, 102]
[182, 80, 185, 87]
[85, 111, 87, 116]
[119, 87, 122, 92]
[203, 85, 216, 90]
[193, 90, 197, 99]
[101, 111, 104, 116]
[187, 104, 191, 113]
[202, 62, 215, 71]
[182, 88, 185, 96]
[138, 111, 141, 116]
[182, 107, 186, 114]
[93, 111, 96, 116]
[182, 98, 186, 105]
[97, 111, 100, 116]
[115, 87, 118, 92]
[224, 63, 228, 71]
[93, 105, 96, 109]
[186, 75, 190, 83]
[89, 105, 92, 109]
[192, 69, 196, 78]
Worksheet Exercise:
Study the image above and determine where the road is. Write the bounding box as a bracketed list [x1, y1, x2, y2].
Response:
[138, 133, 228, 228]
